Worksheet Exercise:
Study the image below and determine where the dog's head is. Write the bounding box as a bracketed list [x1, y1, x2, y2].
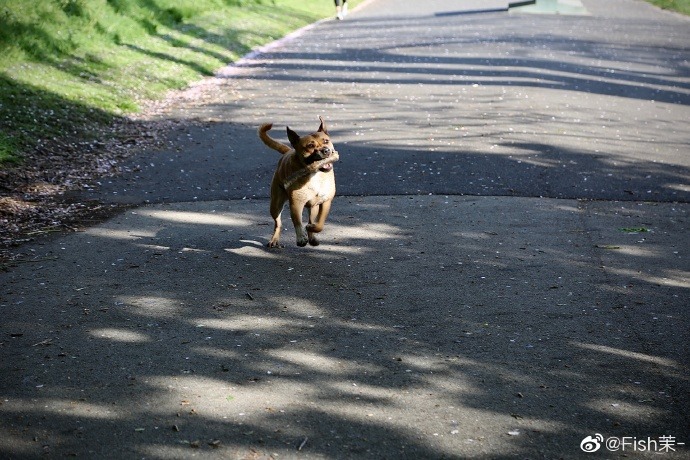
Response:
[286, 117, 335, 172]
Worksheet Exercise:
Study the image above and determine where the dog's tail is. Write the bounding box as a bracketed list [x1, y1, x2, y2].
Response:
[258, 123, 291, 154]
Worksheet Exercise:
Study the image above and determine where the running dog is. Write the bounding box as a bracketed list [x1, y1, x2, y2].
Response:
[258, 117, 338, 248]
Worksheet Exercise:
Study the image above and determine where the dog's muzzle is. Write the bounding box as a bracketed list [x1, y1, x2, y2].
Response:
[317, 147, 333, 159]
[306, 147, 332, 164]
[318, 147, 334, 171]
[307, 148, 334, 172]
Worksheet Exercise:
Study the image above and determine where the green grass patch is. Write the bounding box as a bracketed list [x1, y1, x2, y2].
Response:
[0, 0, 362, 166]
[619, 227, 649, 233]
[0, 132, 20, 165]
[644, 0, 690, 15]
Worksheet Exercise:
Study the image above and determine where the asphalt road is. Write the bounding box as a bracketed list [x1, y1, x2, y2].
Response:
[95, 0, 690, 205]
[1, 0, 689, 458]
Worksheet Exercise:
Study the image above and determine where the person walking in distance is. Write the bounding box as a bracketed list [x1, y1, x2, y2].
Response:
[335, 0, 348, 20]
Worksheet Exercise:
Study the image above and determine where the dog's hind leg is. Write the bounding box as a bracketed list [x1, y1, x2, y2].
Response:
[268, 196, 286, 248]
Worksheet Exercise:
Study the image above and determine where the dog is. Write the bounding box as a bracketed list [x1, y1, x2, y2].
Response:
[258, 117, 338, 248]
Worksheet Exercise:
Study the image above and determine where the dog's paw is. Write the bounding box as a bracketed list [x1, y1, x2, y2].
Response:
[306, 223, 324, 233]
[308, 235, 320, 246]
[267, 240, 283, 249]
[296, 228, 309, 247]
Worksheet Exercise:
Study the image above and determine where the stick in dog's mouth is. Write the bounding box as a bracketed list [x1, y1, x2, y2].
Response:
[283, 151, 339, 190]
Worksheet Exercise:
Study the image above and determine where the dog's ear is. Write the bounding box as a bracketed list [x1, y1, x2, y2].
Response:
[318, 116, 328, 135]
[286, 126, 301, 149]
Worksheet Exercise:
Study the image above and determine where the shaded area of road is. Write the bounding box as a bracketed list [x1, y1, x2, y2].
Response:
[2, 197, 688, 458]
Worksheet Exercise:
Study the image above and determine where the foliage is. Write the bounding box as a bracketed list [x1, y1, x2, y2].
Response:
[644, 0, 690, 15]
[0, 0, 348, 165]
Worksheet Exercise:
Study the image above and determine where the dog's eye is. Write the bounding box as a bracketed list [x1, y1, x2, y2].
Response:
[307, 142, 315, 149]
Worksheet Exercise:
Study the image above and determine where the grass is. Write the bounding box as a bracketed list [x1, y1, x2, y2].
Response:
[0, 132, 19, 164]
[0, 0, 362, 165]
[1, 0, 685, 166]
[644, 0, 690, 15]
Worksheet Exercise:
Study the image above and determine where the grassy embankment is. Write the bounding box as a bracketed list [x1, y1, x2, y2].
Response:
[0, 0, 359, 165]
[644, 0, 690, 15]
[0, 0, 686, 166]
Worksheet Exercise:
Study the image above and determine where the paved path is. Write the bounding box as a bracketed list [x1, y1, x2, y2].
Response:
[2, 0, 689, 458]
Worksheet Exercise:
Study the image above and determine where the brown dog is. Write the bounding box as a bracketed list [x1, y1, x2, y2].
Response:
[258, 117, 338, 248]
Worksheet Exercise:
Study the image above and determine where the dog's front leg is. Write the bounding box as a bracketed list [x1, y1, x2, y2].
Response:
[306, 200, 332, 235]
[289, 201, 309, 247]
[308, 206, 320, 246]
